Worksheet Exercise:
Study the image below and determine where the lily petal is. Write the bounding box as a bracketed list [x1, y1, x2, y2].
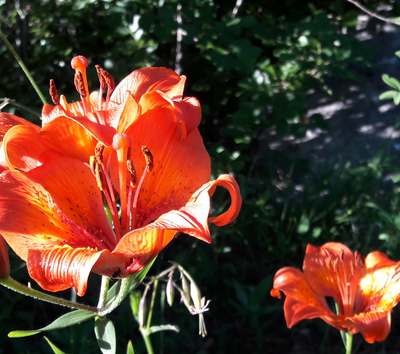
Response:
[303, 243, 355, 300]
[111, 67, 183, 104]
[271, 267, 332, 327]
[356, 251, 400, 313]
[27, 245, 106, 296]
[348, 311, 391, 343]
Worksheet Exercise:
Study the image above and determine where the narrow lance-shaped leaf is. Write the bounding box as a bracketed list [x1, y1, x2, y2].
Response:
[9, 310, 96, 338]
[44, 337, 67, 354]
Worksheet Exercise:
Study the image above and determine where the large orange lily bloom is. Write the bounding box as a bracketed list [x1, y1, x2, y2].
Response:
[0, 57, 242, 296]
[271, 242, 400, 343]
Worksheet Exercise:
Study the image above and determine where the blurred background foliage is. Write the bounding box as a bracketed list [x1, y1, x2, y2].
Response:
[2, 0, 400, 352]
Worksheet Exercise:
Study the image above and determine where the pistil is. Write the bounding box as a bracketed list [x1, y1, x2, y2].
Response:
[112, 134, 132, 236]
[71, 56, 90, 114]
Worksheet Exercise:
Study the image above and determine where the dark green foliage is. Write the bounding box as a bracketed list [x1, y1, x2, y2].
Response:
[2, 0, 400, 353]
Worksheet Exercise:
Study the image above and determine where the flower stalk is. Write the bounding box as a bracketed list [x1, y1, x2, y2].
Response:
[0, 276, 98, 313]
[0, 30, 47, 105]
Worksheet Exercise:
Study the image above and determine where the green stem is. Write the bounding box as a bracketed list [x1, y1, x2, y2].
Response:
[345, 333, 353, 354]
[98, 277, 132, 317]
[0, 30, 47, 105]
[140, 328, 154, 354]
[97, 276, 110, 309]
[0, 276, 98, 313]
[0, 98, 41, 117]
[146, 278, 158, 330]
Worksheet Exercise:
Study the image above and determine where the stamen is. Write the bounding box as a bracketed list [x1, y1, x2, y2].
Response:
[126, 160, 137, 186]
[49, 79, 60, 105]
[89, 156, 96, 174]
[95, 65, 107, 91]
[60, 95, 71, 115]
[95, 65, 106, 110]
[142, 146, 154, 171]
[74, 71, 88, 98]
[130, 146, 154, 230]
[95, 141, 105, 165]
[94, 163, 106, 192]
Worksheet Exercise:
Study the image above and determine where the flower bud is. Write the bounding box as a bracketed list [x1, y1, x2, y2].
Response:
[138, 295, 147, 328]
[0, 235, 10, 279]
[181, 271, 191, 301]
[166, 274, 175, 307]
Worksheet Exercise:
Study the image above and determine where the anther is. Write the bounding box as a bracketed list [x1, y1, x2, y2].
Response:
[74, 71, 88, 98]
[49, 79, 60, 105]
[102, 69, 115, 95]
[95, 142, 105, 165]
[127, 160, 137, 186]
[95, 65, 107, 91]
[142, 146, 154, 172]
[89, 156, 97, 174]
[95, 163, 106, 191]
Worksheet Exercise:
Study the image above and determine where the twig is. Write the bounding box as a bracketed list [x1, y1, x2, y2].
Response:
[347, 0, 400, 26]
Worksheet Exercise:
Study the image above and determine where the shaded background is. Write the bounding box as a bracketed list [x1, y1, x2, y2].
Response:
[2, 0, 400, 352]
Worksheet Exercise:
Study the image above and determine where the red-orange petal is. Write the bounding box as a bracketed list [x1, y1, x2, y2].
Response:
[27, 245, 105, 296]
[0, 112, 38, 142]
[113, 228, 177, 273]
[356, 251, 400, 313]
[111, 67, 182, 104]
[0, 124, 45, 171]
[347, 311, 391, 343]
[271, 266, 332, 327]
[207, 175, 242, 227]
[303, 243, 355, 300]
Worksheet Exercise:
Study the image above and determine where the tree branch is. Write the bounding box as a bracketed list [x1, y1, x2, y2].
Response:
[347, 0, 400, 26]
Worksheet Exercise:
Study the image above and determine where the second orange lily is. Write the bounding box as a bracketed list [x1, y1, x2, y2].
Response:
[271, 242, 400, 343]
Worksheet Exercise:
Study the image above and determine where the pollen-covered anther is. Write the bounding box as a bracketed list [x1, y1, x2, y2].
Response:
[49, 79, 60, 105]
[142, 146, 154, 172]
[95, 65, 107, 91]
[112, 133, 132, 151]
[95, 163, 106, 192]
[95, 142, 105, 165]
[127, 159, 137, 186]
[101, 69, 115, 95]
[74, 71, 88, 98]
[89, 156, 96, 174]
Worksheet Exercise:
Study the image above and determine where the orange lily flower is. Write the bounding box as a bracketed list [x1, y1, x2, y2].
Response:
[0, 57, 242, 296]
[271, 242, 400, 343]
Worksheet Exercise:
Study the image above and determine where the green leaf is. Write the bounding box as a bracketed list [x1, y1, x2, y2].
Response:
[297, 214, 310, 234]
[95, 317, 116, 354]
[395, 92, 400, 105]
[129, 257, 157, 292]
[379, 90, 398, 100]
[147, 325, 180, 334]
[392, 173, 400, 183]
[9, 310, 96, 338]
[126, 340, 135, 354]
[44, 337, 66, 354]
[382, 74, 400, 91]
[396, 51, 400, 58]
[130, 291, 141, 321]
